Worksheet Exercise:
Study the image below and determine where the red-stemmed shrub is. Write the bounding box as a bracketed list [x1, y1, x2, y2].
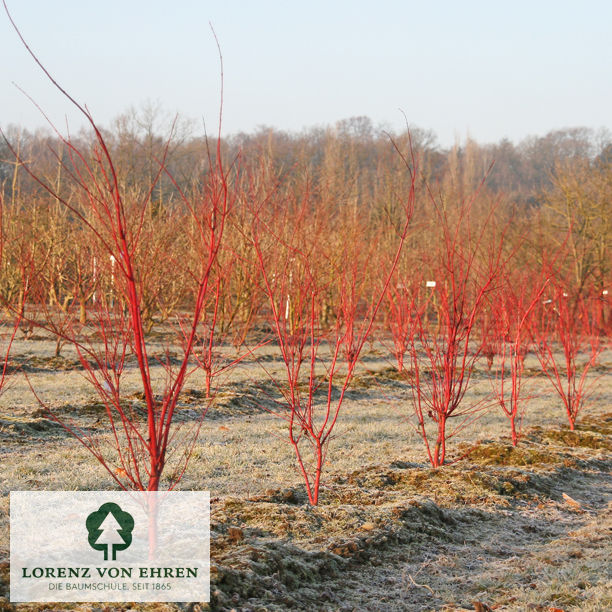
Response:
[248, 147, 416, 504]
[405, 188, 508, 467]
[489, 270, 549, 445]
[532, 282, 602, 430]
[2, 9, 234, 490]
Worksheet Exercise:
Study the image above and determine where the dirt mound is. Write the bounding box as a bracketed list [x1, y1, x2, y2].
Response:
[0, 415, 65, 436]
[203, 417, 612, 610]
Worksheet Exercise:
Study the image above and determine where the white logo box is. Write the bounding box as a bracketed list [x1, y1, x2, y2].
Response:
[10, 491, 210, 603]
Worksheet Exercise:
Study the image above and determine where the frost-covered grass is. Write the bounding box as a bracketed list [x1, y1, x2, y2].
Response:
[0, 337, 610, 611]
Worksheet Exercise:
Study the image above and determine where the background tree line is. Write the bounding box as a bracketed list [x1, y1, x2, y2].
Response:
[1, 111, 611, 340]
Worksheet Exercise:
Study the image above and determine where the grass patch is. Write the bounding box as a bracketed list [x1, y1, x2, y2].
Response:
[464, 440, 564, 466]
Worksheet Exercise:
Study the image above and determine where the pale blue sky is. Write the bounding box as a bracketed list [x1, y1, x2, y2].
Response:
[2, 0, 611, 147]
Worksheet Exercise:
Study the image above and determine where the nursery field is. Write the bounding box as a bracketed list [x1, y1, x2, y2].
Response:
[0, 336, 610, 612]
[2, 3, 611, 611]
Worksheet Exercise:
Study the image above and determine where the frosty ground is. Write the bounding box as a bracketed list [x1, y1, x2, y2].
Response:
[0, 336, 610, 611]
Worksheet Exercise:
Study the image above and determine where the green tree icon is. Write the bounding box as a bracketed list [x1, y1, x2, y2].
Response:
[86, 503, 134, 561]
